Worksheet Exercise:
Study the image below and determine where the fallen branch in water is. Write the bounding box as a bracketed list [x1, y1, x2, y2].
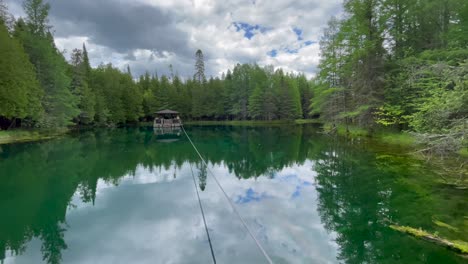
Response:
[389, 224, 468, 258]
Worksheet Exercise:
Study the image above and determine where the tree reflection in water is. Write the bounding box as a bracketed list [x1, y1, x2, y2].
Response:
[0, 125, 466, 263]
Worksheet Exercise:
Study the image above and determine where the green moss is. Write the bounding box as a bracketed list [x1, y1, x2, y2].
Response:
[390, 224, 468, 255]
[453, 240, 468, 254]
[433, 220, 459, 232]
[390, 225, 429, 237]
[378, 132, 416, 147]
[0, 129, 66, 145]
[458, 148, 468, 158]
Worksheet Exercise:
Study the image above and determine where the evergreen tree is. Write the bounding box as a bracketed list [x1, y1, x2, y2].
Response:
[194, 49, 205, 83]
[69, 48, 95, 124]
[297, 74, 312, 119]
[121, 70, 143, 122]
[172, 75, 192, 117]
[248, 84, 264, 119]
[0, 21, 42, 129]
[82, 43, 92, 83]
[274, 70, 302, 120]
[192, 49, 208, 118]
[227, 64, 252, 119]
[15, 0, 79, 128]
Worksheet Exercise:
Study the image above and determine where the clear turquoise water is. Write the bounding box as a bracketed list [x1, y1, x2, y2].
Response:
[0, 125, 466, 263]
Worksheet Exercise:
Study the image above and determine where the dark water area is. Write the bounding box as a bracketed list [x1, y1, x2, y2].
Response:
[0, 125, 466, 263]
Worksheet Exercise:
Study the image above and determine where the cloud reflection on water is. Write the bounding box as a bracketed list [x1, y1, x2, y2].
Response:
[6, 160, 338, 264]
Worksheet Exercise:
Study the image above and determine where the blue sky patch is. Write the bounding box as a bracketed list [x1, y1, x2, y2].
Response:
[293, 27, 303, 41]
[292, 186, 301, 198]
[304, 40, 315, 46]
[285, 48, 299, 54]
[267, 49, 278, 57]
[236, 188, 268, 204]
[278, 174, 297, 182]
[233, 22, 269, 40]
[303, 181, 312, 186]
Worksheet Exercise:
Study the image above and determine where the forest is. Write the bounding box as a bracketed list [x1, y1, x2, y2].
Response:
[0, 0, 467, 153]
[314, 0, 468, 155]
[0, 0, 310, 130]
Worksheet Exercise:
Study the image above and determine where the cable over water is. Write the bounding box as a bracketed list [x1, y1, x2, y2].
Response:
[181, 125, 274, 264]
[189, 162, 217, 264]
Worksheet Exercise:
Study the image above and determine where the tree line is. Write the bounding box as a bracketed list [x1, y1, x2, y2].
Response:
[0, 0, 312, 130]
[1, 0, 466, 151]
[313, 0, 467, 153]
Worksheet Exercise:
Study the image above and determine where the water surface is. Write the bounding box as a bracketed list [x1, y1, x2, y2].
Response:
[0, 125, 466, 263]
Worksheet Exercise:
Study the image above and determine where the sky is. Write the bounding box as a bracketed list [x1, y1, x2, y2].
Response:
[6, 0, 342, 79]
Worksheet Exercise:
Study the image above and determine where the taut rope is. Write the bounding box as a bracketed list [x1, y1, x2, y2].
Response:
[182, 125, 273, 264]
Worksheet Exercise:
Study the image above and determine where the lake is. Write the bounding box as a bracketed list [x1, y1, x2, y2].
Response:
[0, 125, 466, 264]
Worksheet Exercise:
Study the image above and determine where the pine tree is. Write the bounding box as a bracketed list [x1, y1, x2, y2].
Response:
[194, 49, 205, 83]
[274, 71, 302, 120]
[82, 43, 92, 83]
[69, 48, 95, 124]
[16, 0, 79, 128]
[0, 21, 42, 129]
[121, 72, 143, 122]
[248, 84, 264, 119]
[297, 75, 312, 118]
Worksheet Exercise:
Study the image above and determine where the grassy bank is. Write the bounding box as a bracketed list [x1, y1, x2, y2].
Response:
[0, 129, 67, 145]
[324, 123, 467, 159]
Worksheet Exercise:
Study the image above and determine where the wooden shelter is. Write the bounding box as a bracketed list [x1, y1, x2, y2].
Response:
[154, 109, 182, 128]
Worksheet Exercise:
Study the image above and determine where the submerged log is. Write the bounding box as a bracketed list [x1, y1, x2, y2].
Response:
[389, 224, 468, 258]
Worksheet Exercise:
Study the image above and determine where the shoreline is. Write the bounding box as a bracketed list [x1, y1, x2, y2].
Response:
[323, 123, 467, 158]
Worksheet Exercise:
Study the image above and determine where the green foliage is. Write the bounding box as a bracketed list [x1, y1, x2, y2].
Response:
[314, 0, 468, 153]
[375, 104, 408, 127]
[91, 64, 143, 125]
[22, 0, 50, 35]
[400, 59, 468, 133]
[0, 21, 42, 124]
[69, 48, 95, 124]
[187, 62, 306, 121]
[338, 105, 371, 119]
[15, 1, 79, 128]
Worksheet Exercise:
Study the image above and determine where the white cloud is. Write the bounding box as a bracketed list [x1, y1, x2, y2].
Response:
[5, 0, 342, 78]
